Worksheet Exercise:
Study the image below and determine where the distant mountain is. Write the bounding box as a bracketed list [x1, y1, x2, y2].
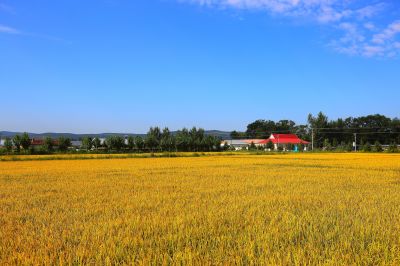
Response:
[0, 130, 231, 140]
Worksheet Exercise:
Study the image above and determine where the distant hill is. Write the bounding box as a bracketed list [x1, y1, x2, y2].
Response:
[0, 130, 231, 140]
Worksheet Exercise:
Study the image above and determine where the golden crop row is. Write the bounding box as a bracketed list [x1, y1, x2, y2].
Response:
[0, 153, 399, 265]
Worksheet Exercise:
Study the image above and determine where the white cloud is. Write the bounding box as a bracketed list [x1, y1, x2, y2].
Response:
[362, 45, 385, 57]
[363, 22, 375, 31]
[355, 3, 385, 20]
[332, 20, 400, 58]
[181, 0, 400, 58]
[372, 21, 400, 44]
[0, 24, 20, 34]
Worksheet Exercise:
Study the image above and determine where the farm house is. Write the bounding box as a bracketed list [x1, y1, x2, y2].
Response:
[259, 134, 310, 151]
[222, 134, 310, 151]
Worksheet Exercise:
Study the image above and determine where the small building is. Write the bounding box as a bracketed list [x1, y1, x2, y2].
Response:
[29, 138, 60, 151]
[221, 139, 251, 150]
[222, 134, 310, 151]
[221, 139, 273, 150]
[71, 141, 82, 148]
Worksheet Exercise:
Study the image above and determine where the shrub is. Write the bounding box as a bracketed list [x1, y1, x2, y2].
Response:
[362, 142, 372, 152]
[373, 141, 383, 152]
[388, 143, 398, 153]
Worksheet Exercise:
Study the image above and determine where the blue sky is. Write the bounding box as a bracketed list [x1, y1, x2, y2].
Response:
[0, 0, 399, 133]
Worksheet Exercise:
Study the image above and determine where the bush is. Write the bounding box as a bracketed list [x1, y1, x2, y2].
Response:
[388, 143, 398, 153]
[266, 141, 274, 151]
[323, 139, 331, 151]
[373, 141, 383, 152]
[287, 143, 294, 151]
[362, 142, 372, 152]
[249, 142, 256, 151]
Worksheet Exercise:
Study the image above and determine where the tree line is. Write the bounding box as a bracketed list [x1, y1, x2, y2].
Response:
[231, 112, 400, 151]
[0, 127, 225, 154]
[1, 132, 73, 154]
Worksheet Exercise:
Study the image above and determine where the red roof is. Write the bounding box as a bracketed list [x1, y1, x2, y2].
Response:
[259, 134, 309, 145]
[31, 139, 59, 146]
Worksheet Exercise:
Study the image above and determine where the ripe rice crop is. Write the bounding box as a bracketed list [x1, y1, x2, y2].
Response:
[1, 153, 400, 264]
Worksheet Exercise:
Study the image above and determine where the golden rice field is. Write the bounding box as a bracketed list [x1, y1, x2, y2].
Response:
[1, 153, 400, 265]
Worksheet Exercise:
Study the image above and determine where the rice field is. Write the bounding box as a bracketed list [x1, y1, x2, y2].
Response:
[0, 153, 400, 265]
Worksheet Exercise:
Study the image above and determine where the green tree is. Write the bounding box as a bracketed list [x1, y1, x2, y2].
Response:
[160, 128, 174, 152]
[230, 131, 240, 139]
[127, 136, 135, 150]
[93, 137, 101, 150]
[332, 138, 338, 148]
[246, 119, 277, 139]
[345, 142, 353, 152]
[249, 142, 256, 150]
[106, 136, 125, 151]
[213, 136, 222, 151]
[308, 112, 329, 148]
[373, 141, 383, 152]
[12, 135, 21, 153]
[266, 140, 274, 151]
[388, 143, 398, 153]
[4, 138, 13, 153]
[287, 143, 294, 151]
[145, 127, 162, 152]
[145, 135, 158, 152]
[362, 142, 372, 152]
[20, 133, 31, 151]
[82, 137, 93, 151]
[134, 136, 144, 152]
[176, 129, 190, 151]
[323, 138, 331, 151]
[43, 137, 54, 153]
[222, 141, 230, 151]
[58, 137, 71, 152]
[298, 143, 305, 152]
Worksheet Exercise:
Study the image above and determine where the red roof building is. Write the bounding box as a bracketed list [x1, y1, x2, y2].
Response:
[259, 134, 310, 145]
[31, 138, 59, 146]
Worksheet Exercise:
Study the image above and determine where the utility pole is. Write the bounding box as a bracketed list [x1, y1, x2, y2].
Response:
[311, 128, 314, 151]
[354, 133, 357, 152]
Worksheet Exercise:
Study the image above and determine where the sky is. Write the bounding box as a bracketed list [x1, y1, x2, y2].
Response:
[0, 0, 399, 133]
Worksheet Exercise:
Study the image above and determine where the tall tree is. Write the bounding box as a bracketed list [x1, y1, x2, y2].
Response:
[127, 136, 135, 150]
[4, 138, 13, 153]
[308, 112, 329, 148]
[82, 137, 93, 151]
[145, 127, 162, 151]
[176, 128, 190, 151]
[58, 137, 71, 152]
[134, 136, 144, 151]
[246, 120, 276, 138]
[106, 136, 125, 151]
[20, 133, 31, 151]
[266, 140, 274, 151]
[43, 137, 54, 153]
[12, 135, 21, 153]
[160, 128, 174, 152]
[93, 137, 101, 150]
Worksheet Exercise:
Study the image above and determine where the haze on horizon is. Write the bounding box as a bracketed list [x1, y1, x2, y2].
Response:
[1, 0, 399, 134]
